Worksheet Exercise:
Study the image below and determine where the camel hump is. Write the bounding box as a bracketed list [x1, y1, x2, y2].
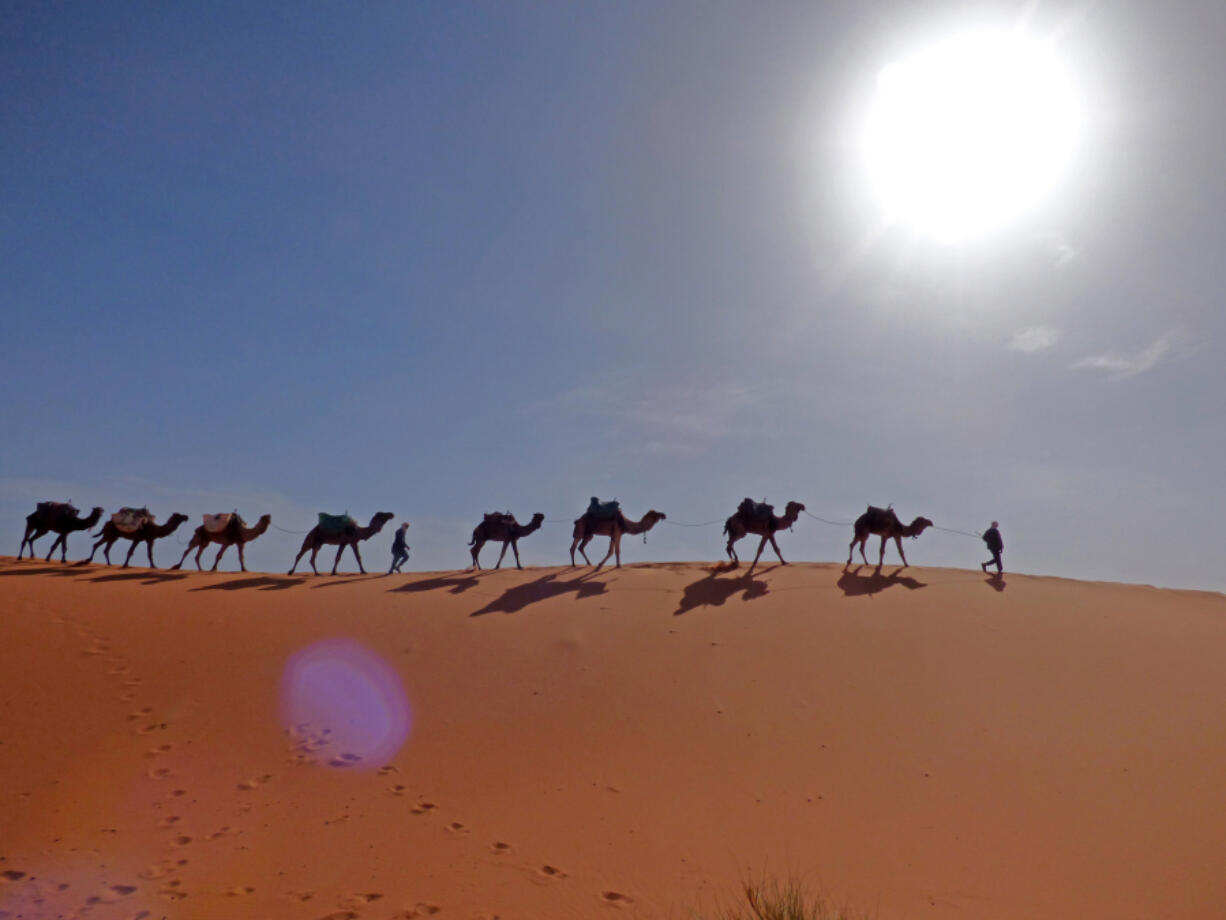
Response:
[484, 511, 517, 526]
[202, 512, 239, 534]
[317, 512, 357, 533]
[586, 497, 621, 520]
[112, 507, 153, 533]
[738, 497, 774, 521]
[861, 505, 899, 529]
[37, 500, 76, 517]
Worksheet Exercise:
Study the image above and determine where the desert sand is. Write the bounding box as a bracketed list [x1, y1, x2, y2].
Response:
[1, 555, 1224, 920]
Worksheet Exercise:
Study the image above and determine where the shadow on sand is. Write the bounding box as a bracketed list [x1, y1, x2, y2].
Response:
[470, 571, 608, 617]
[986, 574, 1007, 592]
[392, 572, 487, 596]
[89, 570, 190, 585]
[837, 564, 927, 597]
[311, 574, 388, 588]
[674, 564, 769, 616]
[0, 563, 89, 578]
[191, 575, 307, 592]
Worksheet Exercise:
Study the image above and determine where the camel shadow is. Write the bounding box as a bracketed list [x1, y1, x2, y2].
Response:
[675, 565, 769, 616]
[393, 572, 487, 596]
[837, 565, 927, 598]
[985, 574, 1007, 592]
[89, 571, 189, 585]
[0, 564, 88, 578]
[191, 576, 306, 592]
[312, 574, 387, 588]
[470, 572, 607, 617]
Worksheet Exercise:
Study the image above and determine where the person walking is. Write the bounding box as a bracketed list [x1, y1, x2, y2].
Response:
[981, 521, 1003, 575]
[389, 522, 410, 574]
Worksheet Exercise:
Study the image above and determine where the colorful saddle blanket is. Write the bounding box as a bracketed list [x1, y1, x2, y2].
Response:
[586, 497, 620, 519]
[112, 507, 152, 534]
[317, 512, 357, 534]
[203, 512, 242, 534]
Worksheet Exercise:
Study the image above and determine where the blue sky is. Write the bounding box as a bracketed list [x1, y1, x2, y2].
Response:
[5, 2, 1225, 590]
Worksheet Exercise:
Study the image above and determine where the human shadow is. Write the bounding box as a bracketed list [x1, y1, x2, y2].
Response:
[470, 571, 607, 617]
[89, 571, 189, 585]
[985, 574, 1007, 593]
[392, 572, 486, 596]
[837, 564, 927, 597]
[674, 565, 768, 616]
[191, 576, 306, 592]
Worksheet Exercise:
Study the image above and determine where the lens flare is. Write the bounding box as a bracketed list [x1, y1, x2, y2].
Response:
[280, 638, 412, 769]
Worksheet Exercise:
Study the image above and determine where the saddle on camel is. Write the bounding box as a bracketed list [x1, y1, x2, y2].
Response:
[111, 507, 154, 534]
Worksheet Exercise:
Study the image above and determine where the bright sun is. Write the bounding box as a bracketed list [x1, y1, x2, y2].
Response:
[862, 30, 1079, 242]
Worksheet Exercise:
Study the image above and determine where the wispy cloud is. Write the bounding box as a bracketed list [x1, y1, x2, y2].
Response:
[516, 382, 764, 455]
[1008, 325, 1061, 353]
[1072, 334, 1179, 379]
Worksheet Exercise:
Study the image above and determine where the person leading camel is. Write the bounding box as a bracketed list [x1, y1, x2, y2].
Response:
[981, 521, 1003, 575]
[389, 522, 410, 574]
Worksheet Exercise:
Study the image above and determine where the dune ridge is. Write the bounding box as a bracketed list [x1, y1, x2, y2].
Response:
[1, 556, 1225, 920]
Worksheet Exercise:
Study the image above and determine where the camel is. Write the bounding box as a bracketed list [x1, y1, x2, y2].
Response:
[18, 502, 104, 562]
[570, 507, 666, 570]
[847, 505, 934, 568]
[469, 512, 545, 570]
[79, 512, 191, 568]
[723, 499, 806, 574]
[172, 513, 272, 573]
[288, 511, 395, 576]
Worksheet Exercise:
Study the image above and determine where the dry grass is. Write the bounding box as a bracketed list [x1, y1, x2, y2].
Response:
[699, 875, 872, 920]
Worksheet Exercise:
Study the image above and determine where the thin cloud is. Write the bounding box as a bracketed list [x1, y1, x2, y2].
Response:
[1072, 334, 1177, 379]
[1008, 325, 1061, 353]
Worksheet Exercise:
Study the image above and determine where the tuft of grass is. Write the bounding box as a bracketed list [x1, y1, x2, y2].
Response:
[700, 875, 871, 920]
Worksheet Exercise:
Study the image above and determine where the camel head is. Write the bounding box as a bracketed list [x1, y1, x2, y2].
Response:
[907, 516, 934, 538]
[256, 514, 272, 526]
[529, 512, 546, 525]
[372, 511, 395, 529]
[784, 501, 806, 516]
[85, 507, 105, 525]
[644, 510, 667, 526]
[167, 513, 191, 528]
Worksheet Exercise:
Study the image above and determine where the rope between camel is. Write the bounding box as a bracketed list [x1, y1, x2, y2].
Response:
[271, 523, 312, 535]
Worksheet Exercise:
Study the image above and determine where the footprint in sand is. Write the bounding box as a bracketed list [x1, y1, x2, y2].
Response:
[148, 766, 175, 780]
[143, 743, 173, 759]
[377, 764, 399, 776]
[224, 886, 256, 896]
[1, 869, 27, 881]
[158, 815, 182, 829]
[387, 784, 408, 797]
[158, 878, 187, 900]
[490, 841, 512, 855]
[601, 890, 634, 907]
[445, 821, 469, 835]
[237, 774, 274, 791]
[328, 753, 363, 768]
[409, 802, 437, 816]
[336, 892, 384, 909]
[536, 864, 568, 882]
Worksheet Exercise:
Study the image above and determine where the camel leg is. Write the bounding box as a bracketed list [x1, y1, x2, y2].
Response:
[308, 545, 321, 575]
[195, 544, 208, 570]
[568, 536, 580, 567]
[495, 540, 510, 569]
[471, 539, 484, 570]
[212, 543, 229, 572]
[894, 536, 908, 567]
[46, 533, 66, 562]
[577, 535, 594, 566]
[146, 538, 158, 568]
[726, 532, 741, 563]
[237, 542, 248, 573]
[351, 543, 367, 575]
[171, 542, 193, 570]
[748, 535, 769, 574]
[17, 525, 34, 560]
[510, 539, 523, 570]
[596, 533, 619, 570]
[768, 533, 786, 564]
[877, 535, 889, 568]
[79, 536, 102, 565]
[121, 538, 138, 569]
[331, 543, 346, 576]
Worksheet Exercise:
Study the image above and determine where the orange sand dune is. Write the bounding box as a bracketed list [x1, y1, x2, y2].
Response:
[1, 556, 1225, 920]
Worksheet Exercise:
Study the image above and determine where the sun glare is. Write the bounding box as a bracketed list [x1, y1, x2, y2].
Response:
[862, 30, 1079, 242]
